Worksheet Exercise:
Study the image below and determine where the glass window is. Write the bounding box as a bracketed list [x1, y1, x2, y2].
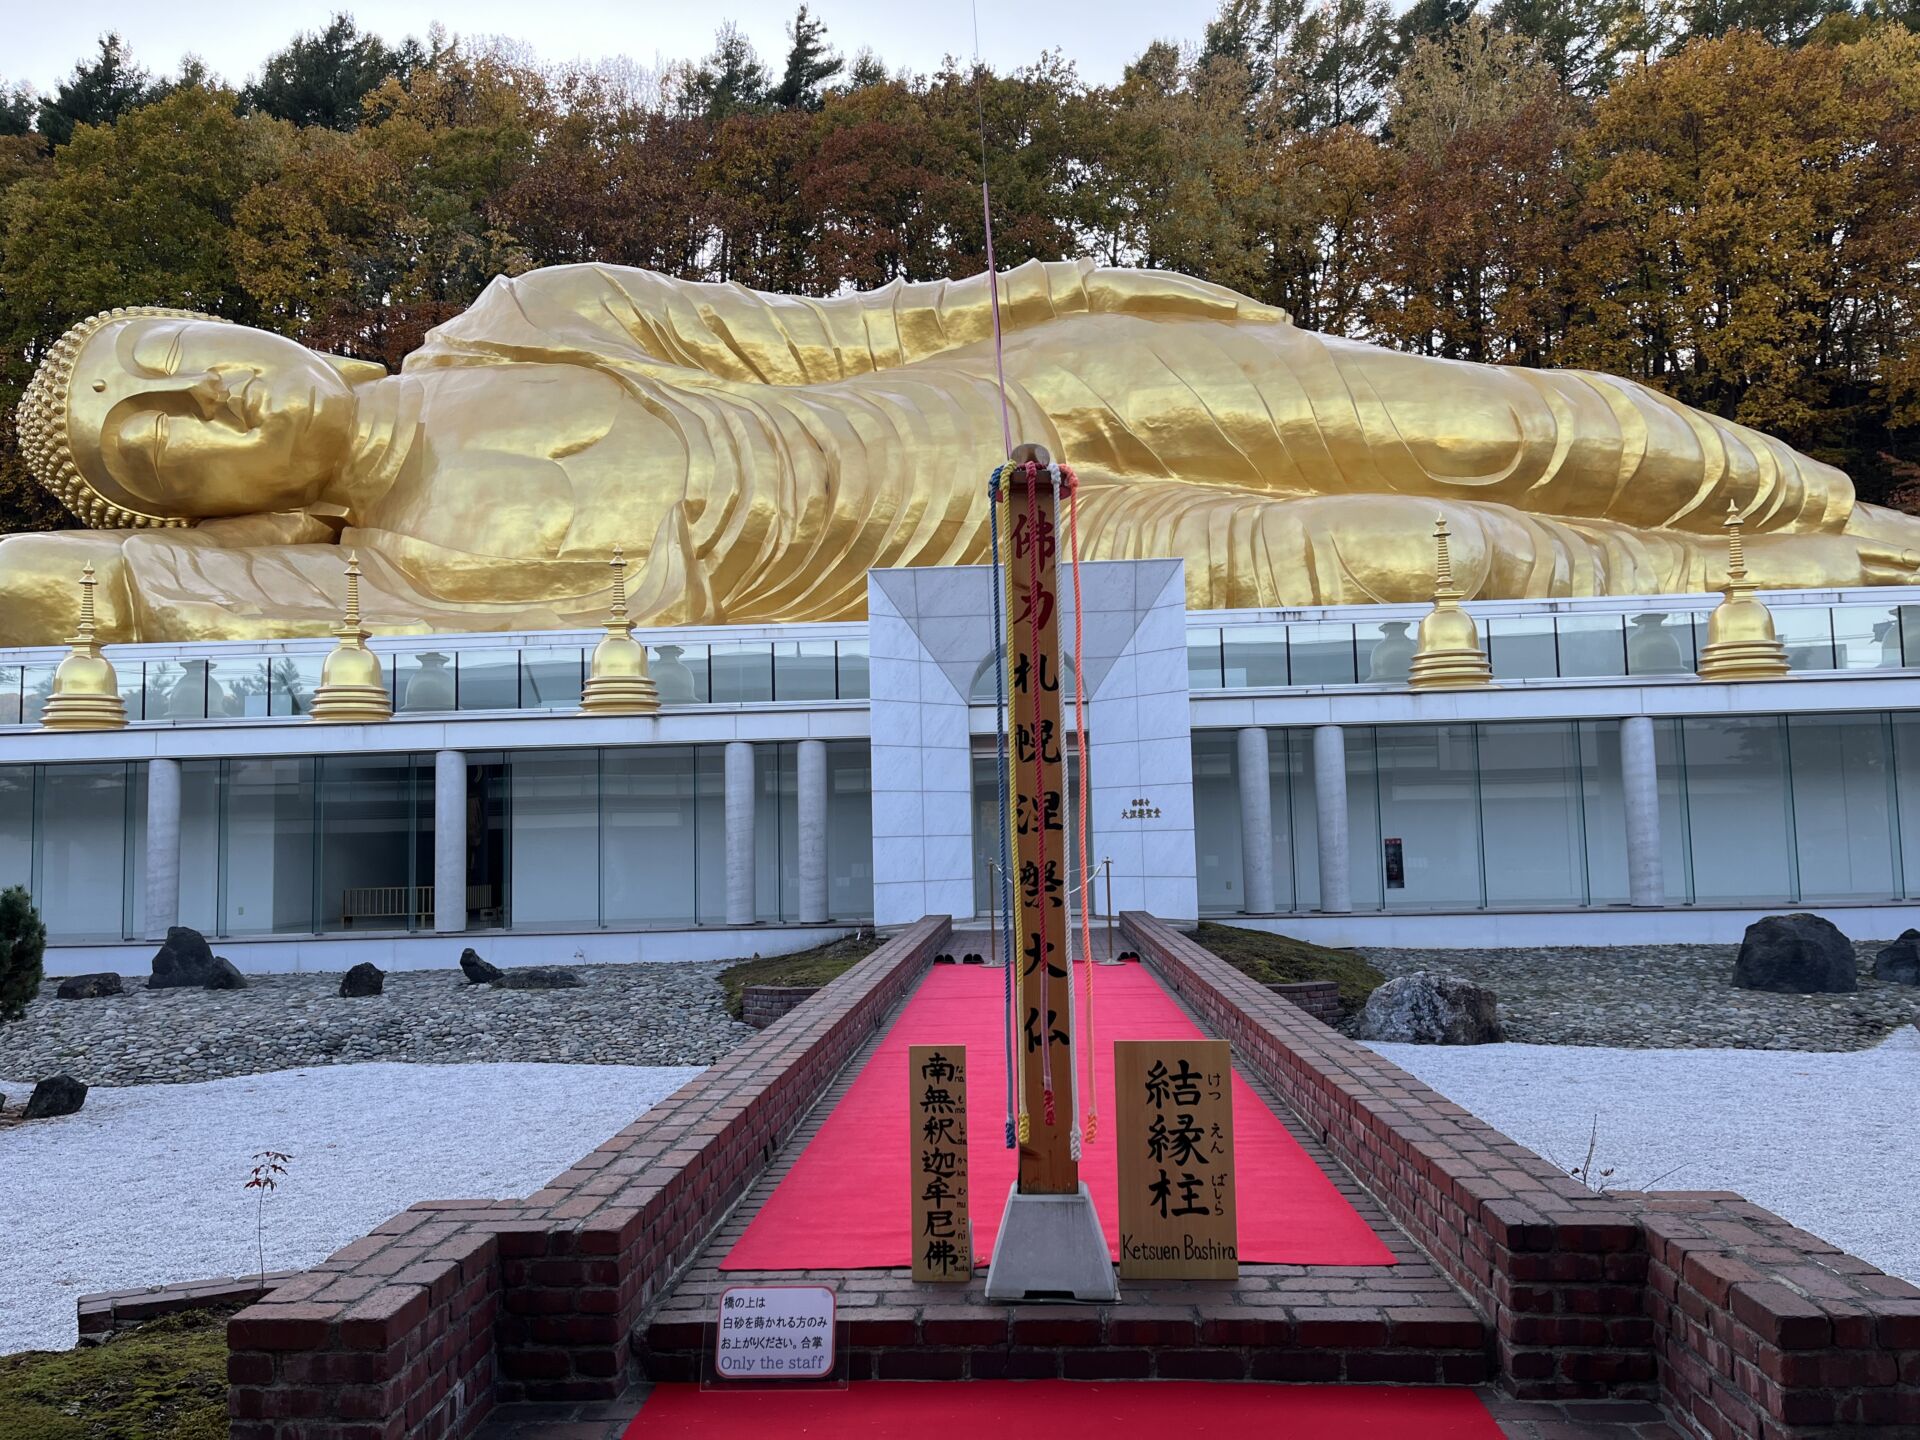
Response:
[1893, 715, 1920, 897]
[0, 666, 21, 725]
[218, 659, 274, 718]
[1831, 606, 1903, 671]
[117, 663, 148, 722]
[270, 656, 323, 717]
[1679, 716, 1793, 904]
[1189, 732, 1242, 913]
[826, 740, 873, 918]
[145, 660, 206, 720]
[602, 747, 699, 926]
[1344, 728, 1385, 911]
[319, 754, 430, 932]
[521, 649, 584, 709]
[508, 749, 599, 927]
[1788, 714, 1897, 902]
[225, 757, 318, 934]
[396, 652, 457, 713]
[1264, 729, 1297, 912]
[650, 643, 708, 703]
[21, 664, 56, 725]
[1358, 620, 1416, 683]
[1288, 623, 1357, 686]
[1186, 629, 1223, 690]
[836, 641, 870, 700]
[1772, 607, 1835, 671]
[1478, 722, 1586, 906]
[695, 746, 729, 923]
[775, 641, 838, 702]
[178, 761, 222, 934]
[37, 763, 130, 940]
[456, 649, 520, 710]
[711, 644, 774, 703]
[1626, 611, 1695, 675]
[1222, 625, 1287, 687]
[1486, 617, 1558, 681]
[1653, 718, 1693, 903]
[1577, 720, 1629, 905]
[0, 765, 31, 891]
[758, 742, 792, 921]
[1285, 728, 1322, 911]
[1374, 725, 1482, 910]
[1900, 606, 1920, 668]
[1557, 615, 1628, 678]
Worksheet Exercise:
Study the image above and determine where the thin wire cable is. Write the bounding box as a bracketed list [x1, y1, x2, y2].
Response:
[1065, 471, 1099, 1144]
[987, 465, 1017, 1150]
[1001, 480, 1029, 1145]
[970, 0, 1014, 457]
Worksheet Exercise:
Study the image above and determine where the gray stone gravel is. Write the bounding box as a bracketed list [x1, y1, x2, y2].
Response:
[1362, 942, 1920, 1050]
[0, 963, 754, 1087]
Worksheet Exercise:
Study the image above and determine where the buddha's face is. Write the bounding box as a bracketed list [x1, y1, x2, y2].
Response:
[66, 317, 358, 518]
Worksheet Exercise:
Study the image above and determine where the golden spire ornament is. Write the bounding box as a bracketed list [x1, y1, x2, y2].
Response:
[308, 552, 393, 722]
[1697, 503, 1789, 681]
[579, 545, 659, 715]
[1407, 517, 1493, 689]
[40, 565, 127, 730]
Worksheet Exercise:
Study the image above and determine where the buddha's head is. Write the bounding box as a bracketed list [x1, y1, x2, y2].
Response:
[17, 307, 383, 529]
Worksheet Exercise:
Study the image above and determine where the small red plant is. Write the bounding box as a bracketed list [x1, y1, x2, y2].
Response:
[245, 1150, 294, 1286]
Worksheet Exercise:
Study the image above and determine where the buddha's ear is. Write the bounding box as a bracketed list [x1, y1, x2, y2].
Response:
[320, 353, 388, 385]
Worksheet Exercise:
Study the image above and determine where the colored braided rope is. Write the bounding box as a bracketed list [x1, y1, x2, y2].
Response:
[1021, 462, 1055, 1128]
[1065, 473, 1099, 1144]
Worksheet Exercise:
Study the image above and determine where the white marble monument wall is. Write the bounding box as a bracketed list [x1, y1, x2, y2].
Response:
[866, 560, 1197, 928]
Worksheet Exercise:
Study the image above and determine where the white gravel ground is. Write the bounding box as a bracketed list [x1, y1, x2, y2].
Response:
[0, 1061, 702, 1357]
[1369, 1026, 1920, 1286]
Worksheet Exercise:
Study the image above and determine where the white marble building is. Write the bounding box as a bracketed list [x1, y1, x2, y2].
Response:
[4, 559, 1920, 971]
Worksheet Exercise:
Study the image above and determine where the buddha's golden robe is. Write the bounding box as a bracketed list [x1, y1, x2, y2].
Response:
[7, 259, 1914, 643]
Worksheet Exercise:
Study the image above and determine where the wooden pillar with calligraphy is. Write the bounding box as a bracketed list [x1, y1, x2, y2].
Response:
[1114, 1039, 1238, 1279]
[1005, 449, 1077, 1197]
[909, 1045, 972, 1282]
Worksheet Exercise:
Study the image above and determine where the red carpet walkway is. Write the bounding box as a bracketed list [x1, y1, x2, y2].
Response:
[625, 1381, 1503, 1437]
[722, 963, 1396, 1270]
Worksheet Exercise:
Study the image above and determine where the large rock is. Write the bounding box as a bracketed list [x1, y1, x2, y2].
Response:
[147, 927, 220, 989]
[1873, 930, 1920, 986]
[339, 962, 385, 998]
[204, 956, 248, 991]
[1354, 972, 1502, 1045]
[56, 972, 124, 1000]
[459, 949, 501, 984]
[1733, 914, 1857, 994]
[25, 1073, 87, 1119]
[494, 966, 584, 991]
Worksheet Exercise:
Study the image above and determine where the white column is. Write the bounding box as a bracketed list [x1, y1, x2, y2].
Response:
[1312, 723, 1351, 914]
[1236, 727, 1275, 914]
[1621, 714, 1665, 908]
[796, 739, 829, 924]
[144, 758, 181, 940]
[725, 741, 757, 926]
[434, 750, 466, 933]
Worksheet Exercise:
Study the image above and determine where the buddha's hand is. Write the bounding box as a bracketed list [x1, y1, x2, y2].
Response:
[0, 530, 138, 646]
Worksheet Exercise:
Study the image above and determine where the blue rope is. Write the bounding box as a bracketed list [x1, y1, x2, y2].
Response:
[988, 465, 1017, 1150]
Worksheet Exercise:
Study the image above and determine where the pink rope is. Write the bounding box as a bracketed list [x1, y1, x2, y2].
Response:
[1021, 462, 1054, 1128]
[1065, 471, 1098, 1143]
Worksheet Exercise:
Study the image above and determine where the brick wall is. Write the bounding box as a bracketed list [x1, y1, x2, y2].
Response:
[79, 1272, 297, 1343]
[1122, 913, 1920, 1435]
[741, 984, 820, 1029]
[228, 916, 949, 1440]
[1267, 979, 1341, 1024]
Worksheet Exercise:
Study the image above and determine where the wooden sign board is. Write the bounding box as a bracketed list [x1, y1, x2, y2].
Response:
[714, 1284, 836, 1379]
[909, 1044, 972, 1281]
[1114, 1039, 1239, 1279]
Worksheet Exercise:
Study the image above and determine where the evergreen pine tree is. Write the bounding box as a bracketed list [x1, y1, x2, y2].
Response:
[773, 6, 844, 110]
[0, 887, 45, 1023]
[36, 34, 156, 146]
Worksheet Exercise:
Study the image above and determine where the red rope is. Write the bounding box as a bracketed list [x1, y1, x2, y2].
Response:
[1065, 473, 1098, 1143]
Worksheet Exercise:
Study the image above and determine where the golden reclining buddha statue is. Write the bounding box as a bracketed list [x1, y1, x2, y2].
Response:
[8, 258, 1919, 645]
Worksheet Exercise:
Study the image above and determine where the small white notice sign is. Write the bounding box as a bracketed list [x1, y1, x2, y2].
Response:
[713, 1284, 837, 1380]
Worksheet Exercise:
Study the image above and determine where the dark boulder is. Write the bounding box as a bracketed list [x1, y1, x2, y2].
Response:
[1873, 930, 1920, 986]
[1354, 972, 1502, 1045]
[1733, 914, 1858, 994]
[203, 956, 248, 991]
[459, 949, 502, 984]
[339, 962, 385, 998]
[494, 966, 584, 990]
[147, 927, 220, 989]
[56, 972, 123, 1000]
[25, 1073, 87, 1119]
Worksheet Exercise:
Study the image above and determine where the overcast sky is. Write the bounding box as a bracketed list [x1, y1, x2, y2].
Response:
[2, 1, 1225, 93]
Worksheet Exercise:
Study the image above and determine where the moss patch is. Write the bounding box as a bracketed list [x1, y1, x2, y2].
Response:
[0, 1306, 237, 1440]
[718, 932, 887, 1020]
[1191, 922, 1385, 1019]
